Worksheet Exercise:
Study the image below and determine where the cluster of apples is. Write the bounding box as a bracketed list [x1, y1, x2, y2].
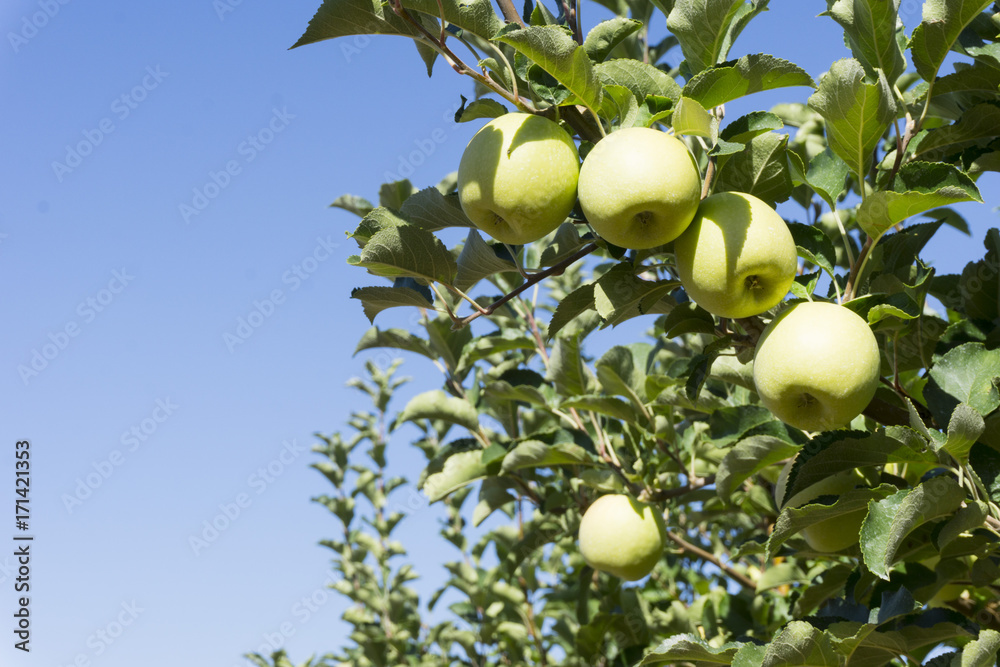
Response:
[457, 113, 886, 579]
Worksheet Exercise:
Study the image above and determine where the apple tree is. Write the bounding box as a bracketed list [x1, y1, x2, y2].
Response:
[251, 0, 1000, 665]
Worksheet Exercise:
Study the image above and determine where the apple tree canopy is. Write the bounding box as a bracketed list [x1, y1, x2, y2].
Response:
[250, 1, 1000, 665]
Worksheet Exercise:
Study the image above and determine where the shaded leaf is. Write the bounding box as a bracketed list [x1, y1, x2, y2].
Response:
[454, 229, 520, 291]
[397, 390, 481, 432]
[583, 17, 643, 62]
[350, 284, 435, 323]
[495, 25, 603, 111]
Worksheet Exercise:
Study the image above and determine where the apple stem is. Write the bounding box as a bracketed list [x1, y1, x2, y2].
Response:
[701, 156, 715, 200]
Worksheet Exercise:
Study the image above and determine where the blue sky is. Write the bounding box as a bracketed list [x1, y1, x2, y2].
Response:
[1, 1, 996, 665]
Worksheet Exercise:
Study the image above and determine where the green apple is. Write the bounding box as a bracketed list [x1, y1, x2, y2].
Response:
[457, 112, 580, 245]
[674, 191, 798, 319]
[577, 127, 701, 249]
[774, 461, 873, 553]
[577, 494, 666, 580]
[754, 301, 881, 432]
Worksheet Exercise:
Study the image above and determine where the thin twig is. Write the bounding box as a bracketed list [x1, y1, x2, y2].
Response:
[453, 243, 599, 328]
[666, 531, 756, 593]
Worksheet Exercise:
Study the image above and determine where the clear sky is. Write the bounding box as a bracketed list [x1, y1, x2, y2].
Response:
[1, 1, 995, 666]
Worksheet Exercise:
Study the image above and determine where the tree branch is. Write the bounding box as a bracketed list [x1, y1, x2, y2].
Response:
[666, 531, 756, 593]
[453, 242, 599, 328]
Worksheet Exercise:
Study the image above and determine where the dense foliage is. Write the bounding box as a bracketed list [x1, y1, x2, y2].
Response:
[251, 1, 1000, 665]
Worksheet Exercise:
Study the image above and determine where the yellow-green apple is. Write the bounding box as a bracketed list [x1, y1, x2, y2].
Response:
[457, 112, 580, 245]
[674, 192, 798, 318]
[774, 460, 874, 553]
[753, 301, 881, 432]
[577, 127, 701, 249]
[577, 494, 666, 580]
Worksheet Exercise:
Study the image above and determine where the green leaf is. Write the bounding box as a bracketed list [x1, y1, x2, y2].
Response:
[713, 132, 793, 205]
[539, 223, 591, 267]
[583, 17, 643, 62]
[787, 222, 837, 277]
[454, 229, 520, 291]
[936, 499, 988, 549]
[422, 448, 490, 502]
[969, 443, 1000, 505]
[330, 193, 375, 217]
[350, 284, 435, 323]
[379, 179, 418, 209]
[957, 629, 1000, 667]
[856, 162, 982, 239]
[595, 59, 683, 105]
[354, 326, 437, 361]
[801, 149, 850, 209]
[349, 206, 409, 247]
[593, 264, 677, 327]
[660, 301, 716, 338]
[639, 634, 745, 665]
[914, 102, 1000, 158]
[808, 58, 897, 180]
[455, 97, 509, 123]
[759, 620, 841, 666]
[720, 110, 784, 143]
[860, 476, 967, 580]
[547, 333, 597, 397]
[781, 430, 936, 503]
[925, 342, 1000, 425]
[599, 84, 641, 129]
[671, 96, 718, 142]
[909, 0, 994, 82]
[292, 0, 421, 45]
[666, 0, 769, 75]
[349, 223, 458, 284]
[944, 403, 985, 463]
[548, 284, 596, 339]
[683, 53, 814, 109]
[823, 0, 906, 84]
[472, 477, 515, 526]
[560, 395, 640, 423]
[768, 484, 897, 557]
[500, 439, 596, 472]
[397, 390, 481, 432]
[494, 25, 603, 111]
[456, 331, 537, 376]
[398, 187, 476, 233]
[716, 435, 799, 504]
[596, 343, 652, 404]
